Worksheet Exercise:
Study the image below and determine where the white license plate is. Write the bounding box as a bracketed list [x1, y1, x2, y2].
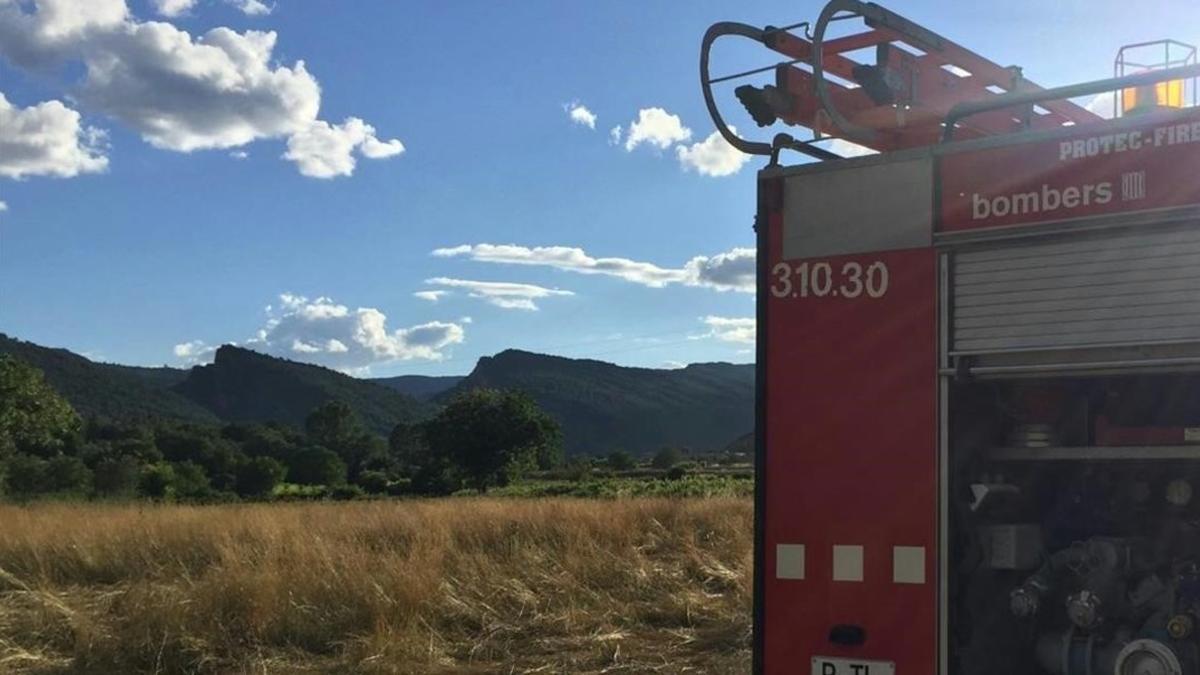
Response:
[811, 656, 896, 675]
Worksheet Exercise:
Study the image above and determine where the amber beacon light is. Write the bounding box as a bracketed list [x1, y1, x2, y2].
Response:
[1116, 39, 1197, 116]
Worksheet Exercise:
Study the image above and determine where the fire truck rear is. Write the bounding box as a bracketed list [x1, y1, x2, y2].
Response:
[702, 3, 1200, 674]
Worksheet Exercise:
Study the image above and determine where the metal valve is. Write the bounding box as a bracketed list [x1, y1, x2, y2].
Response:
[1066, 590, 1104, 630]
[1167, 613, 1195, 640]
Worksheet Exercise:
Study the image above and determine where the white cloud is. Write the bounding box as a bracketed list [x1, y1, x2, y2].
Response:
[623, 107, 691, 151]
[151, 0, 196, 17]
[0, 0, 127, 66]
[825, 138, 877, 158]
[360, 134, 405, 159]
[0, 200, 7, 212]
[173, 339, 216, 364]
[38, 0, 128, 38]
[565, 101, 596, 129]
[0, 1, 403, 178]
[413, 290, 448, 302]
[682, 247, 754, 292]
[676, 127, 750, 177]
[1085, 91, 1116, 120]
[662, 360, 686, 369]
[78, 23, 320, 152]
[696, 316, 755, 344]
[291, 339, 320, 353]
[425, 277, 573, 311]
[284, 117, 405, 178]
[230, 150, 248, 159]
[244, 293, 467, 370]
[228, 0, 272, 15]
[94, 0, 270, 20]
[432, 243, 755, 293]
[0, 92, 108, 179]
[433, 243, 685, 287]
[608, 125, 622, 146]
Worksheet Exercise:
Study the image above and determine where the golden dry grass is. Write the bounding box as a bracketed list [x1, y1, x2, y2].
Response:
[0, 498, 752, 674]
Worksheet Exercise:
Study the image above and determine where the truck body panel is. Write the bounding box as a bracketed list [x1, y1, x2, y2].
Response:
[757, 105, 1200, 674]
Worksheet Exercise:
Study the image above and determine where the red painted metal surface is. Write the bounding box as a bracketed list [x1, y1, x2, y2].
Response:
[1094, 416, 1198, 446]
[761, 208, 938, 673]
[941, 107, 1200, 232]
[762, 26, 1099, 153]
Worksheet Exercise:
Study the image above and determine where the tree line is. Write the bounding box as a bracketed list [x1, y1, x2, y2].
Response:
[0, 355, 562, 501]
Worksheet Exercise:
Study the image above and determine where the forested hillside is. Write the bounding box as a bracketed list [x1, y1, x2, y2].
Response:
[0, 336, 431, 434]
[449, 350, 754, 455]
[0, 334, 218, 424]
[0, 335, 754, 456]
[371, 374, 463, 400]
[175, 346, 433, 434]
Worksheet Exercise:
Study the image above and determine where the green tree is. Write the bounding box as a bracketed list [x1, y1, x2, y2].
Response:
[0, 434, 13, 468]
[607, 449, 636, 471]
[235, 456, 285, 498]
[665, 464, 689, 481]
[171, 461, 213, 501]
[224, 423, 303, 462]
[201, 441, 244, 492]
[45, 455, 92, 494]
[86, 418, 152, 444]
[423, 389, 562, 493]
[112, 437, 162, 464]
[93, 456, 141, 497]
[305, 401, 386, 477]
[388, 422, 456, 494]
[410, 458, 460, 495]
[534, 419, 564, 470]
[4, 454, 48, 496]
[156, 424, 220, 463]
[652, 446, 684, 470]
[388, 422, 424, 473]
[0, 356, 81, 459]
[354, 469, 389, 494]
[306, 401, 362, 452]
[3, 454, 92, 496]
[139, 463, 176, 499]
[344, 433, 391, 478]
[287, 446, 347, 486]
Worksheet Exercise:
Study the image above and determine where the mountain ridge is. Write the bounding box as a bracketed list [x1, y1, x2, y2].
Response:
[0, 336, 754, 454]
[0, 334, 219, 424]
[174, 345, 433, 434]
[447, 349, 753, 455]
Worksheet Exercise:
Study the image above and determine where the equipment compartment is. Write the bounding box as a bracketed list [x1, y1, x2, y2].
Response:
[950, 374, 1200, 675]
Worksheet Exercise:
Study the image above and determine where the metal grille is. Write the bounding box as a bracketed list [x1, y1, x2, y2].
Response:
[951, 225, 1200, 354]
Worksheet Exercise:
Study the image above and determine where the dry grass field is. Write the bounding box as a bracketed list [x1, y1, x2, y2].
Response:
[0, 498, 752, 674]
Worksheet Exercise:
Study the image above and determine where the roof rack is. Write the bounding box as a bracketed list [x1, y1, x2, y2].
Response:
[702, 0, 1106, 161]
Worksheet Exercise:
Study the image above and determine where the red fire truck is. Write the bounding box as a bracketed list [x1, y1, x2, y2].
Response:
[702, 2, 1200, 674]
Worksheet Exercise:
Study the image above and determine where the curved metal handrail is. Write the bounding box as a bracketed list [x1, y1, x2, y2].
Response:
[700, 22, 774, 156]
[701, 22, 843, 162]
[809, 0, 878, 146]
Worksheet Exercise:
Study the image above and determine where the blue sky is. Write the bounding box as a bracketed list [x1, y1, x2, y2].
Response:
[0, 0, 1195, 376]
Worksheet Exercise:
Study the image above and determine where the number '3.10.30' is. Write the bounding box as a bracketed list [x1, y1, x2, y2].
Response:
[770, 261, 889, 299]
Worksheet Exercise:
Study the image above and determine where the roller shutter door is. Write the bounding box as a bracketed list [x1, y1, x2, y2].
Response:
[951, 225, 1200, 355]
